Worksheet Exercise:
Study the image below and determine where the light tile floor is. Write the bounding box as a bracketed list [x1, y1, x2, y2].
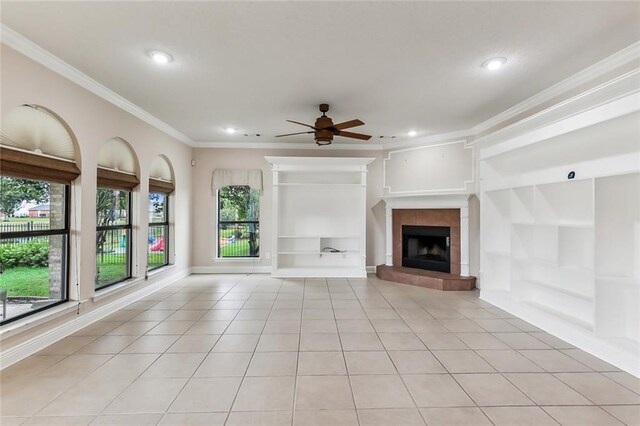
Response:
[1, 274, 639, 425]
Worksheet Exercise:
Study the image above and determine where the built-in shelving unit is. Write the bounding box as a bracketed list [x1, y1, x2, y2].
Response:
[266, 156, 374, 278]
[479, 108, 640, 374]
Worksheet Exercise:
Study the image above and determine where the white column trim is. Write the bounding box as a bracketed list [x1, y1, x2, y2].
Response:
[460, 205, 470, 277]
[385, 206, 393, 266]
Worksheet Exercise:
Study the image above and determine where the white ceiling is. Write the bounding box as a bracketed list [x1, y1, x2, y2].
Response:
[2, 1, 639, 146]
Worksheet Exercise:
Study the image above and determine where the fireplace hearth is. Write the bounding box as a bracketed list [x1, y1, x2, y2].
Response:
[402, 225, 451, 273]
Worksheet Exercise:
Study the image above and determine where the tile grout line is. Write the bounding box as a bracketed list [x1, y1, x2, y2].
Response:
[391, 275, 628, 424]
[373, 276, 496, 425]
[125, 274, 242, 424]
[162, 274, 244, 425]
[127, 275, 242, 423]
[335, 278, 361, 426]
[349, 276, 427, 424]
[221, 274, 284, 425]
[290, 277, 307, 426]
[26, 285, 197, 420]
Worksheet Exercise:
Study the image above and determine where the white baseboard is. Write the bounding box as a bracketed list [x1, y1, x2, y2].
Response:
[480, 289, 640, 378]
[191, 265, 272, 274]
[193, 265, 376, 276]
[0, 267, 191, 370]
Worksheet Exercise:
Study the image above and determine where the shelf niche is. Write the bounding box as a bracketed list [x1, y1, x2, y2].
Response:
[266, 156, 374, 278]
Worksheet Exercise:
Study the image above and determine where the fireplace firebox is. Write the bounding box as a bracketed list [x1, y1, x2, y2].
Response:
[402, 225, 451, 273]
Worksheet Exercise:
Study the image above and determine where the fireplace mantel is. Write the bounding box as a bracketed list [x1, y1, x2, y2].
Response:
[382, 193, 472, 277]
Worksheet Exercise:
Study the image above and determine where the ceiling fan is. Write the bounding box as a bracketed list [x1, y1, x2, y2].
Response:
[276, 104, 372, 146]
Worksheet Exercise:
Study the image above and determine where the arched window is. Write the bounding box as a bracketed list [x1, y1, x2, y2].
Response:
[96, 138, 139, 290]
[0, 105, 80, 324]
[148, 155, 174, 271]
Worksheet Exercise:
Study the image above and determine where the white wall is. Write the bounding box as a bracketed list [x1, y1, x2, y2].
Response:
[383, 140, 474, 195]
[1, 45, 193, 350]
[190, 148, 385, 271]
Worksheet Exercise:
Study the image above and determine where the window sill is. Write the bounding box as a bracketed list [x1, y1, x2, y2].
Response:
[92, 265, 177, 302]
[0, 301, 79, 340]
[148, 263, 176, 278]
[92, 277, 144, 303]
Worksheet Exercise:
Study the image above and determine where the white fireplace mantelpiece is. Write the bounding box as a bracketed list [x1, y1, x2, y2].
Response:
[382, 194, 472, 277]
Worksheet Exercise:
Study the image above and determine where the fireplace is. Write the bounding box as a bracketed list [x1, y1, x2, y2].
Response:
[378, 195, 476, 291]
[402, 225, 451, 273]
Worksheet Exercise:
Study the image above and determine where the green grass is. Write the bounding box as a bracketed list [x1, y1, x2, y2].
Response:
[218, 228, 236, 238]
[219, 239, 260, 257]
[0, 250, 169, 297]
[147, 252, 166, 270]
[96, 262, 128, 289]
[0, 267, 49, 297]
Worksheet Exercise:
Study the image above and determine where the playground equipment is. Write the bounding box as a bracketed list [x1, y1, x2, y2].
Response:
[150, 236, 164, 252]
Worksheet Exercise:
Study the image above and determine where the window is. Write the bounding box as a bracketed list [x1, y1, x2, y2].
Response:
[0, 176, 69, 325]
[148, 192, 168, 271]
[217, 185, 259, 258]
[96, 188, 132, 289]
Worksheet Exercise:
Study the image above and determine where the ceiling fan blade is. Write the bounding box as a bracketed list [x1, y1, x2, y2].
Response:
[275, 131, 314, 138]
[332, 119, 364, 130]
[286, 120, 319, 130]
[336, 130, 372, 141]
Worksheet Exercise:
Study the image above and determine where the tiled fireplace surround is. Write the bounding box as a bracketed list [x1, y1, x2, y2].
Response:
[392, 208, 462, 276]
[382, 194, 472, 278]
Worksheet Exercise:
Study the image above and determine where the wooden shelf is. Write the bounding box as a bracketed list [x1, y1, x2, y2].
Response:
[524, 279, 593, 302]
[524, 300, 594, 331]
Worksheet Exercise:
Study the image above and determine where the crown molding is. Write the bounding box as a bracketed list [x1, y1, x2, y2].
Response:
[0, 24, 195, 147]
[474, 66, 640, 149]
[381, 129, 474, 151]
[479, 90, 640, 161]
[472, 40, 640, 135]
[193, 140, 384, 151]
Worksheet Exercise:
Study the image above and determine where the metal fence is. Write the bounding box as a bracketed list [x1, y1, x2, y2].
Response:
[95, 228, 130, 289]
[0, 221, 50, 233]
[218, 222, 259, 258]
[148, 225, 167, 270]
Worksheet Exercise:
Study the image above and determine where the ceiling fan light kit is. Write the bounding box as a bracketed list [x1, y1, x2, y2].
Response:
[276, 103, 372, 146]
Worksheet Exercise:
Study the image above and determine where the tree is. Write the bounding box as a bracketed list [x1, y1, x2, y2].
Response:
[0, 176, 49, 217]
[96, 188, 128, 253]
[219, 186, 260, 221]
[219, 186, 260, 256]
[149, 192, 164, 214]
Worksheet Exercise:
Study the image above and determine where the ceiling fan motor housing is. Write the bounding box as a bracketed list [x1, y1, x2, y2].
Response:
[315, 128, 334, 145]
[315, 114, 335, 145]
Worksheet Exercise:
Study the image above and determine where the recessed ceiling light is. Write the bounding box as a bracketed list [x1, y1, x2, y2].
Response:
[408, 130, 418, 137]
[482, 57, 507, 71]
[224, 127, 237, 134]
[149, 50, 173, 64]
